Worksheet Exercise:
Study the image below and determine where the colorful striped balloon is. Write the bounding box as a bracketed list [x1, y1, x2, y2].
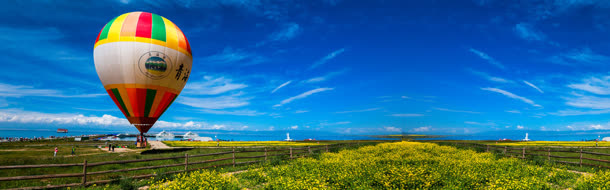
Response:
[93, 12, 192, 133]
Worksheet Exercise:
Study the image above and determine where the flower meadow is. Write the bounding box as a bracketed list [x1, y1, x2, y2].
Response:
[164, 141, 331, 147]
[151, 142, 610, 189]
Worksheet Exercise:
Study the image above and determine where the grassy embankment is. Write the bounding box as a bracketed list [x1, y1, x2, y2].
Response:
[0, 140, 375, 189]
[151, 141, 610, 189]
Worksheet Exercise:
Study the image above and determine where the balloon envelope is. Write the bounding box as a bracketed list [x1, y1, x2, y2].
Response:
[93, 12, 192, 133]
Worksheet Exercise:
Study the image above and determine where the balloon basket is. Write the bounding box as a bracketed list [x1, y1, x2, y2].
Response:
[137, 142, 146, 148]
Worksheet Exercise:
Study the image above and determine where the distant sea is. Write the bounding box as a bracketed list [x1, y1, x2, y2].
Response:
[2, 128, 610, 142]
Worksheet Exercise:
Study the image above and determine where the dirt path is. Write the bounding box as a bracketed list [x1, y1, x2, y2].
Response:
[99, 147, 139, 153]
[149, 141, 171, 149]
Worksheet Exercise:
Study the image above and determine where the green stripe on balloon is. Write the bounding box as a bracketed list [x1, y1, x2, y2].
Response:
[144, 89, 157, 117]
[111, 88, 130, 117]
[98, 17, 117, 41]
[151, 14, 166, 42]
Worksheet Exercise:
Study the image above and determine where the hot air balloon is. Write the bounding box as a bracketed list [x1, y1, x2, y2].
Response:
[93, 12, 192, 147]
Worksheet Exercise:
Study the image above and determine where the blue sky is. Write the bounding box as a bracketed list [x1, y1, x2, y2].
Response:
[3, 0, 610, 135]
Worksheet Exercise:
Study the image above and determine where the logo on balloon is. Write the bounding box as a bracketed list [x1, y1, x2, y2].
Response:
[138, 51, 173, 79]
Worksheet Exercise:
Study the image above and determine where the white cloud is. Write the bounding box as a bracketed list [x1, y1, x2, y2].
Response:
[506, 110, 521, 114]
[183, 76, 247, 95]
[384, 126, 401, 132]
[178, 94, 251, 109]
[516, 125, 524, 129]
[291, 125, 298, 129]
[468, 48, 505, 70]
[309, 48, 346, 70]
[304, 70, 347, 83]
[294, 110, 309, 113]
[274, 88, 334, 107]
[335, 107, 381, 114]
[268, 126, 275, 131]
[0, 83, 105, 98]
[390, 113, 424, 117]
[401, 96, 409, 99]
[568, 75, 610, 95]
[410, 126, 431, 132]
[467, 69, 513, 83]
[481, 87, 541, 107]
[523, 81, 544, 93]
[514, 23, 546, 41]
[550, 109, 610, 116]
[433, 107, 480, 114]
[271, 80, 292, 93]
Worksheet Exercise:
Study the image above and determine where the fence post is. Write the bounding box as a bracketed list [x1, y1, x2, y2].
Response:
[504, 146, 507, 155]
[232, 147, 236, 167]
[290, 147, 293, 159]
[82, 160, 87, 186]
[308, 146, 312, 155]
[580, 147, 582, 167]
[547, 148, 551, 161]
[522, 147, 525, 159]
[264, 148, 268, 161]
[326, 145, 329, 152]
[486, 145, 489, 152]
[184, 153, 189, 172]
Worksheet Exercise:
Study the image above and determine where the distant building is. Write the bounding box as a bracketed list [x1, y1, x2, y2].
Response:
[523, 133, 530, 141]
[284, 133, 292, 141]
[602, 137, 610, 142]
[57, 129, 68, 133]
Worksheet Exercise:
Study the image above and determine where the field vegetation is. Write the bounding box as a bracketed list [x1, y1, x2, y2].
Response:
[150, 142, 610, 189]
[163, 141, 334, 147]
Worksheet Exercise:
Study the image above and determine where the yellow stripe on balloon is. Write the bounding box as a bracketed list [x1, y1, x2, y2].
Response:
[94, 38, 192, 58]
[104, 84, 180, 94]
[115, 85, 135, 117]
[162, 18, 179, 51]
[107, 13, 129, 42]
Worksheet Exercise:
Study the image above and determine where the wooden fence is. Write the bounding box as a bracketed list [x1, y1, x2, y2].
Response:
[0, 143, 363, 190]
[450, 142, 610, 169]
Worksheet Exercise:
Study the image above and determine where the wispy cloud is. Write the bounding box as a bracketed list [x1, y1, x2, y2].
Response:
[295, 110, 309, 114]
[506, 110, 521, 114]
[309, 48, 346, 70]
[390, 113, 424, 117]
[550, 109, 610, 116]
[320, 121, 351, 126]
[269, 23, 301, 41]
[564, 95, 610, 109]
[567, 75, 610, 95]
[271, 81, 292, 93]
[433, 107, 480, 114]
[464, 121, 496, 126]
[178, 94, 251, 109]
[304, 70, 347, 83]
[274, 87, 334, 107]
[0, 83, 105, 98]
[549, 48, 609, 65]
[481, 87, 541, 107]
[335, 107, 381, 114]
[183, 76, 247, 95]
[513, 23, 546, 41]
[467, 69, 513, 83]
[523, 81, 544, 93]
[203, 47, 266, 66]
[468, 48, 505, 69]
[199, 109, 265, 116]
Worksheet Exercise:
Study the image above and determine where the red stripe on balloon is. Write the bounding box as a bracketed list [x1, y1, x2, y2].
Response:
[135, 12, 152, 38]
[135, 88, 148, 117]
[126, 88, 141, 117]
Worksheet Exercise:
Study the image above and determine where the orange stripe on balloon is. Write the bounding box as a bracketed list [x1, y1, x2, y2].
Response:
[120, 12, 141, 40]
[106, 89, 128, 117]
[116, 87, 134, 117]
[175, 25, 187, 52]
[153, 92, 176, 117]
[148, 89, 165, 117]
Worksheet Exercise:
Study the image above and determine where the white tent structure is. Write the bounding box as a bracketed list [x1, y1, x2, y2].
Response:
[156, 130, 175, 140]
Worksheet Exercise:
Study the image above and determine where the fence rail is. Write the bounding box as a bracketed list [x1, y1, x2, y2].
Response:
[0, 142, 364, 190]
[449, 142, 610, 169]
